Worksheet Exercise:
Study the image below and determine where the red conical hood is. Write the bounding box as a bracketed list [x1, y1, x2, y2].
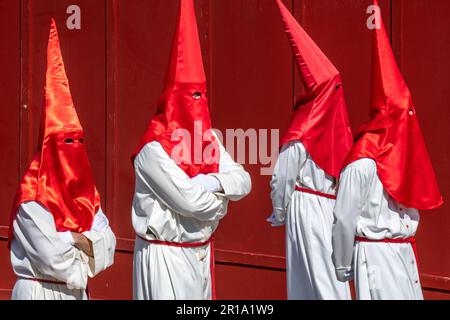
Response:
[42, 19, 82, 138]
[276, 0, 338, 90]
[343, 0, 443, 210]
[276, 0, 353, 178]
[132, 0, 219, 178]
[8, 19, 99, 248]
[165, 0, 206, 87]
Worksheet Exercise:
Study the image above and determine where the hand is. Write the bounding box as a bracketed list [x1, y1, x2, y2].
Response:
[91, 212, 109, 232]
[191, 174, 223, 193]
[335, 267, 354, 282]
[266, 212, 285, 227]
[57, 231, 75, 246]
[71, 232, 94, 257]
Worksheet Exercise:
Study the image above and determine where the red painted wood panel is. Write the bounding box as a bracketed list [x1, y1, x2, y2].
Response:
[0, 0, 449, 300]
[106, 0, 183, 242]
[0, 0, 20, 228]
[0, 241, 16, 299]
[209, 0, 293, 264]
[392, 0, 450, 285]
[216, 263, 287, 300]
[89, 251, 133, 300]
[0, 0, 21, 299]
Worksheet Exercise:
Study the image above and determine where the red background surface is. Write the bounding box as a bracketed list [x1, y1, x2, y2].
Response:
[0, 0, 449, 300]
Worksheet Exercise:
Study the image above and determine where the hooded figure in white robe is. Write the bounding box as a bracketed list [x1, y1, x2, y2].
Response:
[268, 0, 353, 300]
[131, 0, 251, 300]
[9, 19, 116, 300]
[332, 0, 443, 300]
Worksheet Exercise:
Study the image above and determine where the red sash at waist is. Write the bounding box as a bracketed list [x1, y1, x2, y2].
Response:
[355, 236, 416, 244]
[295, 186, 337, 200]
[19, 277, 66, 285]
[355, 236, 419, 267]
[137, 235, 216, 300]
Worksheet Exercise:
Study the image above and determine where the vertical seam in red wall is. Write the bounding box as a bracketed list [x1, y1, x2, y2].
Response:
[106, 0, 116, 223]
[390, 0, 404, 72]
[292, 0, 296, 112]
[389, 0, 393, 42]
[104, 0, 108, 212]
[399, 0, 404, 73]
[18, 0, 23, 184]
[109, 0, 120, 227]
[26, 0, 33, 172]
[203, 0, 212, 115]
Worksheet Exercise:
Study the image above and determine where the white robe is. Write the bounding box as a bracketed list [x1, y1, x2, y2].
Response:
[332, 158, 423, 300]
[270, 142, 351, 300]
[132, 141, 251, 300]
[10, 201, 116, 300]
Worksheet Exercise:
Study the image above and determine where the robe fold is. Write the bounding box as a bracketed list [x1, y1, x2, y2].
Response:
[271, 141, 351, 300]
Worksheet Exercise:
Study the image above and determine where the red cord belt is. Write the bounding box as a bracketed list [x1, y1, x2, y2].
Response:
[355, 236, 419, 265]
[19, 277, 66, 285]
[295, 186, 337, 200]
[137, 235, 216, 300]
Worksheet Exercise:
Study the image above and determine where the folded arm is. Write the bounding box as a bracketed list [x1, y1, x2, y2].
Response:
[13, 202, 90, 290]
[134, 142, 226, 222]
[82, 208, 116, 277]
[209, 141, 252, 201]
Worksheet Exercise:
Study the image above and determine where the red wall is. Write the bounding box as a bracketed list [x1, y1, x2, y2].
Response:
[0, 0, 449, 300]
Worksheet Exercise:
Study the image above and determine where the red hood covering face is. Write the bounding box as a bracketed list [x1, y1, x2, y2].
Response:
[9, 19, 99, 246]
[275, 0, 353, 178]
[131, 0, 219, 178]
[343, 0, 443, 210]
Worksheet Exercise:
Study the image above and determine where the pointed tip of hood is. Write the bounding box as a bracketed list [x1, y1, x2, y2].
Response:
[165, 0, 206, 88]
[370, 1, 411, 109]
[275, 0, 339, 90]
[43, 18, 82, 136]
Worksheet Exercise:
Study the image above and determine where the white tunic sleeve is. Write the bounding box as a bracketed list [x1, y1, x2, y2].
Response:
[270, 141, 306, 223]
[210, 141, 252, 201]
[82, 208, 116, 277]
[332, 162, 372, 281]
[134, 142, 227, 222]
[12, 202, 90, 290]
